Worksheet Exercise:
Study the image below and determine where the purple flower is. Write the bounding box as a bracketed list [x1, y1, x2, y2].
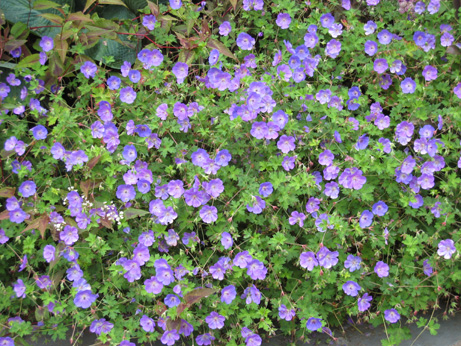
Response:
[196, 333, 215, 345]
[374, 261, 389, 277]
[319, 149, 334, 166]
[372, 201, 388, 216]
[279, 304, 296, 321]
[43, 245, 56, 263]
[164, 294, 181, 308]
[454, 83, 461, 99]
[306, 317, 322, 331]
[191, 149, 209, 167]
[215, 149, 231, 166]
[441, 32, 454, 47]
[355, 134, 369, 150]
[219, 21, 231, 36]
[246, 259, 267, 280]
[199, 205, 218, 223]
[40, 36, 54, 52]
[251, 121, 268, 139]
[422, 65, 438, 81]
[324, 182, 339, 199]
[325, 39, 341, 58]
[344, 255, 361, 272]
[246, 333, 262, 346]
[10, 47, 22, 58]
[373, 58, 388, 74]
[320, 13, 335, 28]
[60, 225, 79, 246]
[359, 210, 373, 228]
[437, 239, 456, 259]
[246, 196, 266, 214]
[288, 211, 306, 226]
[423, 259, 433, 276]
[116, 184, 136, 203]
[234, 251, 252, 268]
[206, 311, 225, 329]
[142, 15, 156, 30]
[304, 33, 318, 48]
[384, 309, 400, 323]
[9, 209, 29, 224]
[221, 285, 236, 304]
[300, 251, 318, 271]
[276, 13, 291, 29]
[13, 279, 26, 298]
[401, 77, 416, 94]
[169, 0, 182, 9]
[18, 255, 28, 272]
[221, 232, 233, 249]
[208, 49, 220, 65]
[317, 246, 339, 269]
[31, 125, 48, 140]
[144, 276, 163, 294]
[342, 281, 361, 296]
[427, 0, 440, 14]
[277, 135, 296, 153]
[122, 145, 137, 163]
[80, 61, 97, 79]
[0, 337, 15, 346]
[258, 182, 273, 197]
[418, 174, 434, 190]
[120, 87, 137, 104]
[161, 330, 180, 346]
[409, 194, 424, 208]
[19, 181, 36, 197]
[306, 197, 320, 214]
[415, 1, 425, 13]
[0, 229, 9, 244]
[377, 29, 392, 45]
[74, 290, 98, 308]
[358, 293, 373, 311]
[237, 32, 256, 50]
[172, 62, 188, 84]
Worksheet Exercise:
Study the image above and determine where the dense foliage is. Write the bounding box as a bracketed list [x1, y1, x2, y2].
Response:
[0, 0, 460, 345]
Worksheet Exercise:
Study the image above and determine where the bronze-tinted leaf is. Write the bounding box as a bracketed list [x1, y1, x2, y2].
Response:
[0, 210, 10, 221]
[88, 155, 101, 169]
[177, 287, 217, 314]
[0, 187, 15, 198]
[68, 11, 94, 23]
[207, 38, 238, 61]
[22, 214, 49, 239]
[38, 13, 63, 24]
[166, 318, 181, 331]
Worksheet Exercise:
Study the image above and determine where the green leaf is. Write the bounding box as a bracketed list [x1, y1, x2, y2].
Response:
[122, 0, 147, 13]
[0, 0, 73, 37]
[207, 38, 238, 61]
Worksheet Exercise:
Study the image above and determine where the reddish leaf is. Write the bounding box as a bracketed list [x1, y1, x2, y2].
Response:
[22, 214, 49, 239]
[87, 155, 101, 169]
[166, 318, 182, 332]
[68, 11, 94, 23]
[230, 0, 238, 10]
[0, 210, 10, 221]
[177, 288, 217, 314]
[0, 187, 15, 198]
[39, 13, 63, 24]
[100, 217, 113, 229]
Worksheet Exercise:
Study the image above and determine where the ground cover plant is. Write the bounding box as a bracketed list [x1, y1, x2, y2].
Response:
[0, 0, 460, 345]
